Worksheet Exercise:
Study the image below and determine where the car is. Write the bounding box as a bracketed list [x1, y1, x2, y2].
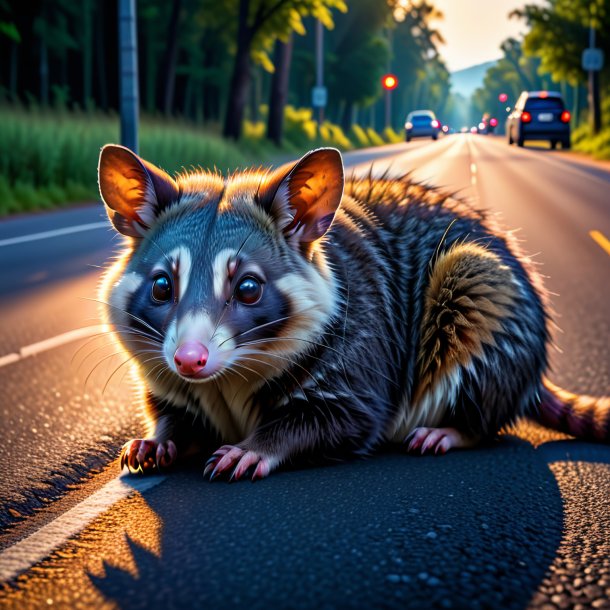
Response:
[506, 91, 570, 149]
[405, 110, 441, 142]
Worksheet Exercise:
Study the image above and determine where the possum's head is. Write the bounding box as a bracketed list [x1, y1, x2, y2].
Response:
[98, 145, 343, 386]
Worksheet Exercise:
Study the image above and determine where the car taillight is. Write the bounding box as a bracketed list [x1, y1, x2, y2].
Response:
[521, 111, 532, 123]
[490, 118, 498, 127]
[431, 120, 440, 128]
[560, 110, 571, 123]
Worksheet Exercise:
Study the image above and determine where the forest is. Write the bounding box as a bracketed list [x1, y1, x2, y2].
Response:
[1, 0, 608, 214]
[0, 0, 452, 138]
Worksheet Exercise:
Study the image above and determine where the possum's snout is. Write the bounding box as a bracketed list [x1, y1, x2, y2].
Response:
[174, 341, 209, 378]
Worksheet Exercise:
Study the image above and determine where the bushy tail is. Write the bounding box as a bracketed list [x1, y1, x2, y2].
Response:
[533, 378, 610, 442]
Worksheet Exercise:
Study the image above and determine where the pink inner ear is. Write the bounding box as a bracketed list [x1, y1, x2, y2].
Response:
[99, 145, 179, 237]
[267, 148, 344, 244]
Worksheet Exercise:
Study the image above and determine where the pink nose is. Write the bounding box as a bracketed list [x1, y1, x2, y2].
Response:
[174, 341, 209, 376]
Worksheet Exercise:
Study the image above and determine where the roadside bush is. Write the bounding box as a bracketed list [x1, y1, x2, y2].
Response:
[0, 104, 389, 215]
[366, 128, 386, 147]
[0, 106, 264, 215]
[572, 123, 610, 160]
[350, 124, 371, 147]
[319, 122, 353, 150]
[383, 127, 403, 144]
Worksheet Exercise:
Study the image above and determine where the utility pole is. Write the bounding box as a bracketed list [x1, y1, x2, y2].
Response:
[119, 0, 139, 153]
[588, 22, 601, 135]
[313, 18, 326, 126]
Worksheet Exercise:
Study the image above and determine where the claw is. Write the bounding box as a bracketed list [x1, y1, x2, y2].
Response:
[205, 445, 277, 482]
[405, 427, 477, 456]
[156, 443, 166, 469]
[119, 438, 178, 474]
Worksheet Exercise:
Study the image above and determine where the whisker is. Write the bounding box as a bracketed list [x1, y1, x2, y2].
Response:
[218, 315, 293, 348]
[102, 351, 159, 395]
[81, 297, 164, 340]
[74, 336, 160, 374]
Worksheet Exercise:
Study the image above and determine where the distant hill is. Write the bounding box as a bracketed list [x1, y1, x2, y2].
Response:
[450, 60, 497, 99]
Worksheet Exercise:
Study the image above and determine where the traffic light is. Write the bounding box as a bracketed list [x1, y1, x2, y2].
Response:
[498, 93, 508, 103]
[382, 74, 398, 90]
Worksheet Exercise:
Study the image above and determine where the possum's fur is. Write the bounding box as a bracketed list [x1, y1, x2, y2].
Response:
[97, 145, 610, 479]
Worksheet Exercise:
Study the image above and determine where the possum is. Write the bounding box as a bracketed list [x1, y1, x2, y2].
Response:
[97, 144, 610, 480]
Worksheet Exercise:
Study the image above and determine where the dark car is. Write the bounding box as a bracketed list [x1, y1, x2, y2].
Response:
[405, 110, 441, 142]
[506, 91, 570, 149]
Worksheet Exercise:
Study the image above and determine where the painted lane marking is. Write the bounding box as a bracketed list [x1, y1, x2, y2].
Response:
[0, 474, 166, 583]
[470, 162, 477, 186]
[0, 221, 108, 248]
[0, 325, 107, 370]
[590, 230, 610, 256]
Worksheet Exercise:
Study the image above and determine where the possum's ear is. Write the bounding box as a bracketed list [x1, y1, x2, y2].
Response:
[258, 148, 344, 244]
[98, 144, 180, 237]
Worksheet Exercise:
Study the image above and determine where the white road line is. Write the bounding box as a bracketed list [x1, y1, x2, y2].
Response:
[0, 325, 107, 369]
[470, 162, 478, 186]
[0, 221, 109, 248]
[0, 475, 166, 583]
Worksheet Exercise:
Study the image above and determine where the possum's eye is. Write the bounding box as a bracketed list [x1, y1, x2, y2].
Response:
[235, 276, 263, 305]
[151, 273, 172, 303]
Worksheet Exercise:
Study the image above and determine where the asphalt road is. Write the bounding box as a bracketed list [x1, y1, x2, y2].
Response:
[0, 135, 609, 610]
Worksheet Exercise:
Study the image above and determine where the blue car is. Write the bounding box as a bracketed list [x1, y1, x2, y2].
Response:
[506, 91, 571, 149]
[405, 110, 441, 142]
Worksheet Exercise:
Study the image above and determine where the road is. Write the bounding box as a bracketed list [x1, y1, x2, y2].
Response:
[0, 135, 609, 609]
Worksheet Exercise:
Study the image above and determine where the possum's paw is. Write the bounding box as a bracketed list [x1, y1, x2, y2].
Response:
[204, 445, 278, 482]
[120, 439, 177, 474]
[405, 427, 477, 455]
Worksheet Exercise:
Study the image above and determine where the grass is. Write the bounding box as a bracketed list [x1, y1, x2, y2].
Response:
[571, 95, 610, 161]
[572, 124, 610, 160]
[0, 105, 396, 216]
[0, 106, 280, 216]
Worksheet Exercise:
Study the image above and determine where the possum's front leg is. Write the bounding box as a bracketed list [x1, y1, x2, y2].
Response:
[205, 393, 377, 481]
[121, 394, 217, 474]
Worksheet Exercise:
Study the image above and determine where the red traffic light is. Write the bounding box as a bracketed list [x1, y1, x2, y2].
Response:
[490, 117, 498, 127]
[498, 93, 508, 103]
[382, 74, 398, 90]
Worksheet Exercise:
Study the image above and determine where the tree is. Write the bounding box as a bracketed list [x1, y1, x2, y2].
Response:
[472, 39, 553, 121]
[325, 0, 391, 132]
[389, 1, 448, 128]
[266, 33, 293, 145]
[221, 0, 346, 140]
[513, 0, 609, 132]
[158, 0, 183, 116]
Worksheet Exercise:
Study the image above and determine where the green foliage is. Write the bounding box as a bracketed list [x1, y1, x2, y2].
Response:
[513, 0, 610, 86]
[366, 128, 385, 147]
[382, 127, 403, 144]
[0, 106, 261, 215]
[250, 0, 347, 72]
[472, 39, 555, 119]
[319, 122, 353, 150]
[0, 104, 394, 215]
[389, 1, 449, 126]
[350, 124, 371, 147]
[573, 124, 610, 159]
[326, 0, 391, 110]
[0, 20, 20, 42]
[572, 96, 610, 159]
[211, 0, 347, 72]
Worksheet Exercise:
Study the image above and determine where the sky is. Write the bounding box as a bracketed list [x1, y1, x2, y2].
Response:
[430, 0, 545, 72]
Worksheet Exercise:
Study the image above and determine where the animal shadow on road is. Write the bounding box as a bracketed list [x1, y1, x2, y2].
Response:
[90, 436, 610, 610]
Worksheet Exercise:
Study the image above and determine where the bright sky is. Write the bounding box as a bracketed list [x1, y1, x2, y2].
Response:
[430, 0, 545, 72]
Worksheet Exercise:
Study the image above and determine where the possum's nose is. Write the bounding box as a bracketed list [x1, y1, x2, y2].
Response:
[174, 341, 209, 376]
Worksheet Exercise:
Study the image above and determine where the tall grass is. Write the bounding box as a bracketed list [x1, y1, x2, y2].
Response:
[571, 96, 610, 160]
[0, 106, 275, 215]
[0, 105, 394, 216]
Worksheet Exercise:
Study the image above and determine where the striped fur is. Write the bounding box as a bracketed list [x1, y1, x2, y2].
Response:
[97, 145, 610, 477]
